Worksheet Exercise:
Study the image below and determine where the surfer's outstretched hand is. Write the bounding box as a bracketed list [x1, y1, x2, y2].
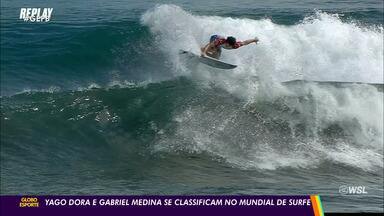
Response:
[254, 37, 259, 44]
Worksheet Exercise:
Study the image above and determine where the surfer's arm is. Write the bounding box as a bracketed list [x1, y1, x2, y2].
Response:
[240, 37, 259, 46]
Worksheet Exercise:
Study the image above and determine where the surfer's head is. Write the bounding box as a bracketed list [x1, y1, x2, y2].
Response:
[226, 36, 236, 46]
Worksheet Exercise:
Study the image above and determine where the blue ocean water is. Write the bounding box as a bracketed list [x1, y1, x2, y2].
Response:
[1, 0, 383, 212]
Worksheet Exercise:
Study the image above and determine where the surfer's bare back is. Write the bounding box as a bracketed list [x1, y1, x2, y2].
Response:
[201, 35, 259, 59]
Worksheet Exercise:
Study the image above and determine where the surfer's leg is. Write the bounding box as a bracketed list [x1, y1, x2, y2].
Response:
[208, 48, 221, 59]
[217, 48, 222, 58]
[207, 51, 220, 59]
[206, 53, 215, 58]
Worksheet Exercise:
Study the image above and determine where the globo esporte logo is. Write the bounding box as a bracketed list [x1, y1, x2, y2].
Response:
[19, 197, 39, 207]
[19, 8, 53, 22]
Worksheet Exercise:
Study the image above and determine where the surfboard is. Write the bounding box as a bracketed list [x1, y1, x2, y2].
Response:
[179, 50, 237, 69]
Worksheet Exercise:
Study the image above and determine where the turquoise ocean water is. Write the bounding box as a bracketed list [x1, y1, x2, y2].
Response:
[1, 0, 383, 212]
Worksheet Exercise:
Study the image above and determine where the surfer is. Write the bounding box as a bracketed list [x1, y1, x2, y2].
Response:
[201, 35, 259, 59]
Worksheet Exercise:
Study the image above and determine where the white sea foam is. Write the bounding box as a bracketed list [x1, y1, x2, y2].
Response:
[141, 4, 383, 85]
[143, 5, 383, 170]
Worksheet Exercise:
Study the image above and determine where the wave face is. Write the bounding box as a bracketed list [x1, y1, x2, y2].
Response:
[2, 79, 383, 187]
[1, 2, 383, 212]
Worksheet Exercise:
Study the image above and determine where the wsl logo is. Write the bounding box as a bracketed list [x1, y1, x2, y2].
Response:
[339, 185, 368, 195]
[19, 8, 53, 22]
